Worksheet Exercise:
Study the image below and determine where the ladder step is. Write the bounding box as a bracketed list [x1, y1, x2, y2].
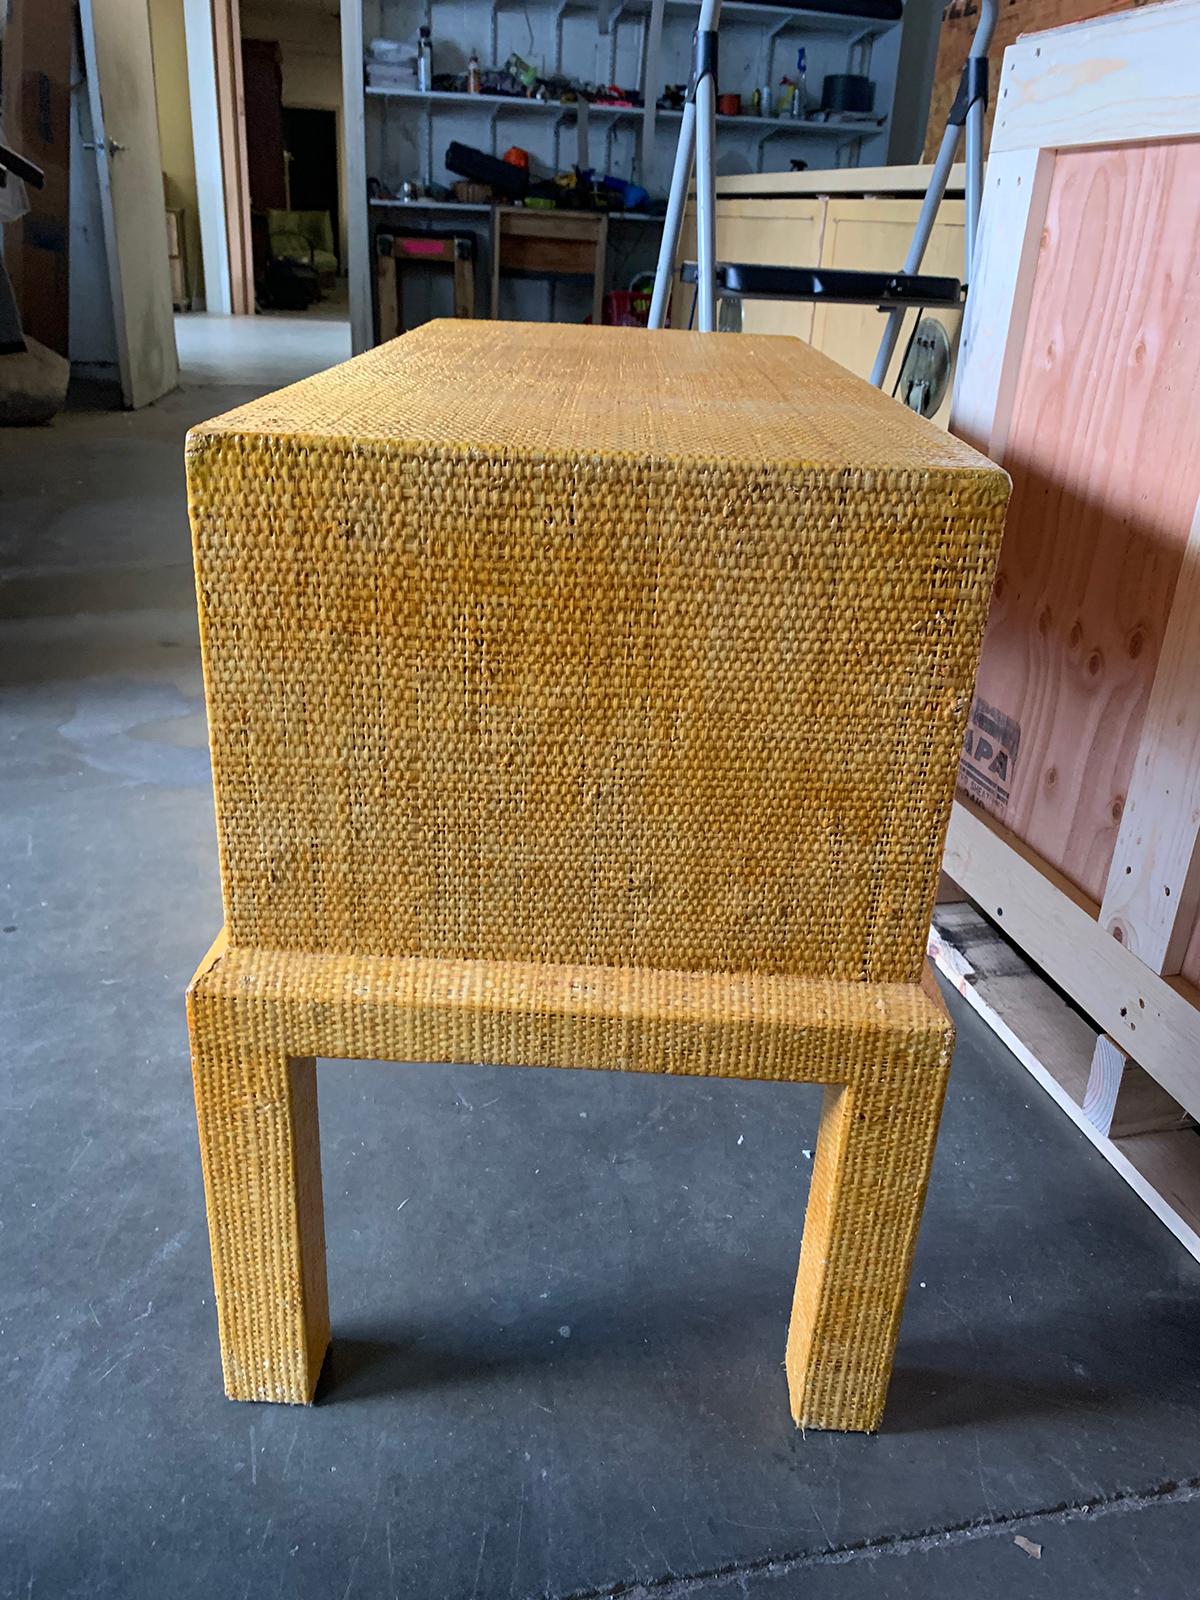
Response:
[681, 261, 965, 310]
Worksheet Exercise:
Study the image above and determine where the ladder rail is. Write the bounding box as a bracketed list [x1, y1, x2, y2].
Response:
[652, 0, 998, 393]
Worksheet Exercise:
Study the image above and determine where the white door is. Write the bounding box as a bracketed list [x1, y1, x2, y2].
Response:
[79, 0, 179, 408]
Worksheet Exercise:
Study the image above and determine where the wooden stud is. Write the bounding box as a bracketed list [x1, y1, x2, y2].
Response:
[592, 214, 608, 327]
[1100, 499, 1200, 976]
[989, 0, 1200, 157]
[211, 0, 255, 316]
[490, 207, 503, 320]
[1083, 1037, 1194, 1140]
[950, 147, 1053, 460]
[453, 246, 475, 320]
[1082, 1035, 1129, 1139]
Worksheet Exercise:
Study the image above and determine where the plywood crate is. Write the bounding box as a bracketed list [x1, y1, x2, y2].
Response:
[938, 0, 1200, 1253]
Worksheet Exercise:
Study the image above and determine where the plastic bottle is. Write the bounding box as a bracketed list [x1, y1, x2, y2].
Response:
[467, 50, 481, 93]
[793, 48, 807, 118]
[416, 25, 433, 93]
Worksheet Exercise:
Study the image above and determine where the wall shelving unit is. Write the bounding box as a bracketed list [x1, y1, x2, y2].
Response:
[342, 0, 904, 350]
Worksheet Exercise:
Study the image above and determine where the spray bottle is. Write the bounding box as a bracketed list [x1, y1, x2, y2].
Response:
[792, 48, 808, 118]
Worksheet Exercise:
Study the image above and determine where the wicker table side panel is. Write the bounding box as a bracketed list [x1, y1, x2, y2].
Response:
[189, 436, 1006, 985]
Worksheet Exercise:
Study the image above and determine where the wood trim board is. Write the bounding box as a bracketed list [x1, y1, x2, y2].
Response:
[1099, 499, 1200, 976]
[341, 0, 372, 355]
[950, 148, 1053, 460]
[211, 0, 255, 316]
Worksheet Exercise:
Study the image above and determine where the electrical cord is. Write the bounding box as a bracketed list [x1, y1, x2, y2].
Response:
[890, 308, 920, 400]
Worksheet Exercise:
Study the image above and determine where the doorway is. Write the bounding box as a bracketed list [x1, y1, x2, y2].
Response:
[149, 0, 351, 382]
[284, 108, 341, 270]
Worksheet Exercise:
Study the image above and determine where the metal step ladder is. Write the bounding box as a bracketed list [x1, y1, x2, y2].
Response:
[649, 0, 998, 390]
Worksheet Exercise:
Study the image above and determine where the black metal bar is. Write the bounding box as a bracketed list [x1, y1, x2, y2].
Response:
[680, 260, 965, 310]
[947, 56, 988, 127]
[687, 28, 719, 102]
[0, 141, 46, 189]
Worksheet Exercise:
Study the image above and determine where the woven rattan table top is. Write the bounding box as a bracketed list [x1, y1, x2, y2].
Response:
[188, 320, 1001, 478]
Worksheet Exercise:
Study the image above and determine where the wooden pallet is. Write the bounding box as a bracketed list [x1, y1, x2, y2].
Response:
[940, 0, 1200, 1244]
[929, 897, 1200, 1261]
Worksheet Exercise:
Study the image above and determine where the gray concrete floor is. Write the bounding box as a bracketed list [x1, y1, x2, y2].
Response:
[174, 303, 351, 389]
[3, 365, 1200, 1599]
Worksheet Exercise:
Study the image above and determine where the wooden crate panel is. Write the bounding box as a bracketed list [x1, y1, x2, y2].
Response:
[961, 139, 1200, 902]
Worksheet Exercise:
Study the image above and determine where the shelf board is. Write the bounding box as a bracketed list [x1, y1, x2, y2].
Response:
[663, 0, 893, 34]
[368, 198, 662, 222]
[365, 87, 641, 116]
[370, 197, 492, 213]
[366, 87, 885, 140]
[488, 0, 897, 38]
[660, 106, 885, 133]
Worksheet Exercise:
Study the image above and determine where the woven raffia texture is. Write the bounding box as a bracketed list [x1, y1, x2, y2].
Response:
[186, 321, 1009, 1429]
[187, 321, 1009, 985]
[189, 938, 953, 1426]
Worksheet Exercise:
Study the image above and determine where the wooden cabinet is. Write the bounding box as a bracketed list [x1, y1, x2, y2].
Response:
[676, 165, 966, 426]
[704, 200, 824, 344]
[810, 197, 963, 426]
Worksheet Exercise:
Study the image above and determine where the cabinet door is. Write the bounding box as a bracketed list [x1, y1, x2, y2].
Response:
[675, 200, 824, 339]
[811, 198, 965, 427]
[716, 201, 824, 341]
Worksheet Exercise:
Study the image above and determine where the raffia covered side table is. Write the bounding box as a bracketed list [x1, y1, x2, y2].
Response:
[185, 322, 1008, 1431]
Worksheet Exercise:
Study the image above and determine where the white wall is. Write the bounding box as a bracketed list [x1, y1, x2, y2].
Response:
[183, 0, 233, 312]
[888, 0, 943, 164]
